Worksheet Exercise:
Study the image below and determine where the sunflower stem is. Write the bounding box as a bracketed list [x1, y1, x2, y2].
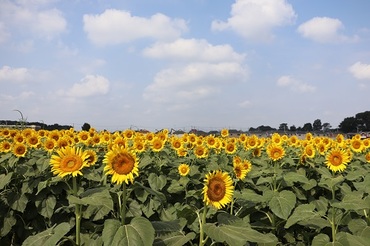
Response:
[120, 182, 127, 225]
[199, 206, 208, 246]
[72, 176, 81, 246]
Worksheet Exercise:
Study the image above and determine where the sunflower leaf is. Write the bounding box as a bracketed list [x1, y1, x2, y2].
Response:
[203, 222, 277, 245]
[268, 190, 296, 220]
[102, 217, 154, 246]
[22, 222, 71, 246]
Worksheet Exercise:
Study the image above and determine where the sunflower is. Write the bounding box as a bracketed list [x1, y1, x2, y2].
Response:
[365, 152, 370, 163]
[26, 134, 40, 148]
[13, 133, 25, 143]
[224, 141, 237, 155]
[12, 142, 27, 157]
[325, 148, 351, 173]
[170, 137, 183, 150]
[220, 128, 229, 138]
[203, 170, 234, 209]
[78, 131, 90, 144]
[233, 162, 248, 180]
[252, 148, 262, 157]
[178, 164, 190, 176]
[266, 144, 286, 161]
[176, 147, 188, 157]
[288, 135, 300, 147]
[271, 133, 282, 145]
[245, 135, 258, 149]
[304, 144, 316, 159]
[43, 138, 56, 152]
[350, 138, 364, 153]
[123, 129, 135, 139]
[49, 130, 61, 142]
[103, 146, 139, 185]
[0, 141, 12, 153]
[85, 149, 98, 166]
[242, 159, 252, 173]
[194, 145, 208, 158]
[133, 140, 146, 153]
[151, 137, 165, 152]
[50, 146, 90, 178]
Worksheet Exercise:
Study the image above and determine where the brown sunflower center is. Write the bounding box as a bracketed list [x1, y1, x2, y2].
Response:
[15, 146, 26, 154]
[207, 177, 226, 202]
[331, 154, 342, 166]
[112, 153, 135, 175]
[61, 156, 82, 171]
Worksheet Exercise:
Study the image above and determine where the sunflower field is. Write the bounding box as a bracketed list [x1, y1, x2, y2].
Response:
[1, 127, 370, 246]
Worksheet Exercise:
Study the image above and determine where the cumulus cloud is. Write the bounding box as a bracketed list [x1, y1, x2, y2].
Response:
[143, 62, 249, 103]
[0, 0, 67, 40]
[83, 9, 188, 46]
[211, 0, 296, 41]
[143, 38, 245, 62]
[349, 62, 370, 80]
[277, 75, 316, 93]
[65, 75, 110, 98]
[0, 66, 31, 83]
[297, 17, 358, 43]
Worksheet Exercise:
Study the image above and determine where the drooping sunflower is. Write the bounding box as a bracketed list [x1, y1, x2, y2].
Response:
[178, 164, 190, 176]
[85, 149, 98, 166]
[12, 142, 27, 157]
[233, 162, 248, 180]
[203, 170, 234, 209]
[103, 146, 139, 185]
[325, 148, 351, 173]
[266, 144, 286, 161]
[50, 146, 90, 178]
[365, 152, 370, 163]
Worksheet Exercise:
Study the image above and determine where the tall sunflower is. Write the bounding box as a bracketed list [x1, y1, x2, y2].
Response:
[233, 162, 248, 180]
[203, 170, 234, 209]
[103, 146, 139, 185]
[220, 128, 229, 138]
[325, 148, 351, 172]
[50, 146, 90, 178]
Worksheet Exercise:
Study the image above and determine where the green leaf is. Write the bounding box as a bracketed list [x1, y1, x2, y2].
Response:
[268, 190, 296, 220]
[153, 232, 196, 246]
[102, 217, 155, 246]
[11, 193, 28, 213]
[0, 172, 13, 190]
[39, 195, 56, 219]
[331, 193, 370, 211]
[151, 220, 183, 234]
[312, 234, 330, 246]
[283, 171, 309, 186]
[285, 203, 318, 228]
[22, 222, 71, 246]
[234, 189, 265, 203]
[68, 189, 113, 211]
[348, 219, 370, 238]
[0, 211, 16, 237]
[203, 222, 277, 245]
[148, 173, 167, 191]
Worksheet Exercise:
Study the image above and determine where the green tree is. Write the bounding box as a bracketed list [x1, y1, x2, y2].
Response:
[302, 123, 313, 132]
[355, 111, 370, 131]
[313, 119, 322, 131]
[81, 122, 91, 131]
[339, 117, 357, 133]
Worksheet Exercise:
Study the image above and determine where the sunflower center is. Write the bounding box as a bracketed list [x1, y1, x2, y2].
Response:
[207, 177, 226, 202]
[61, 156, 82, 171]
[273, 150, 281, 158]
[112, 153, 135, 175]
[331, 155, 342, 166]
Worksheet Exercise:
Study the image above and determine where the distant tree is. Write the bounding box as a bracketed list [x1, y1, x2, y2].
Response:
[279, 123, 288, 132]
[257, 125, 276, 131]
[355, 111, 370, 131]
[339, 117, 358, 133]
[322, 122, 332, 132]
[289, 125, 297, 131]
[81, 122, 91, 131]
[302, 123, 313, 132]
[313, 119, 322, 131]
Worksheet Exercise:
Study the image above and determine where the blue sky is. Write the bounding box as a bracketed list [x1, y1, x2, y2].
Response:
[1, 0, 370, 132]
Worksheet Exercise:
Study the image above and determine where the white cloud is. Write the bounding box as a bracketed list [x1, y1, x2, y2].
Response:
[211, 0, 296, 41]
[277, 75, 316, 93]
[0, 0, 67, 40]
[297, 17, 358, 43]
[143, 38, 245, 62]
[0, 66, 30, 83]
[83, 9, 188, 46]
[65, 75, 110, 98]
[143, 62, 249, 103]
[349, 62, 370, 80]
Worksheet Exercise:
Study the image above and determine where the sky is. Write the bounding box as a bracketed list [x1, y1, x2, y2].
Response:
[1, 0, 370, 132]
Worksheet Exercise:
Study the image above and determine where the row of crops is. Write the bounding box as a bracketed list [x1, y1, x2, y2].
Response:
[0, 127, 370, 245]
